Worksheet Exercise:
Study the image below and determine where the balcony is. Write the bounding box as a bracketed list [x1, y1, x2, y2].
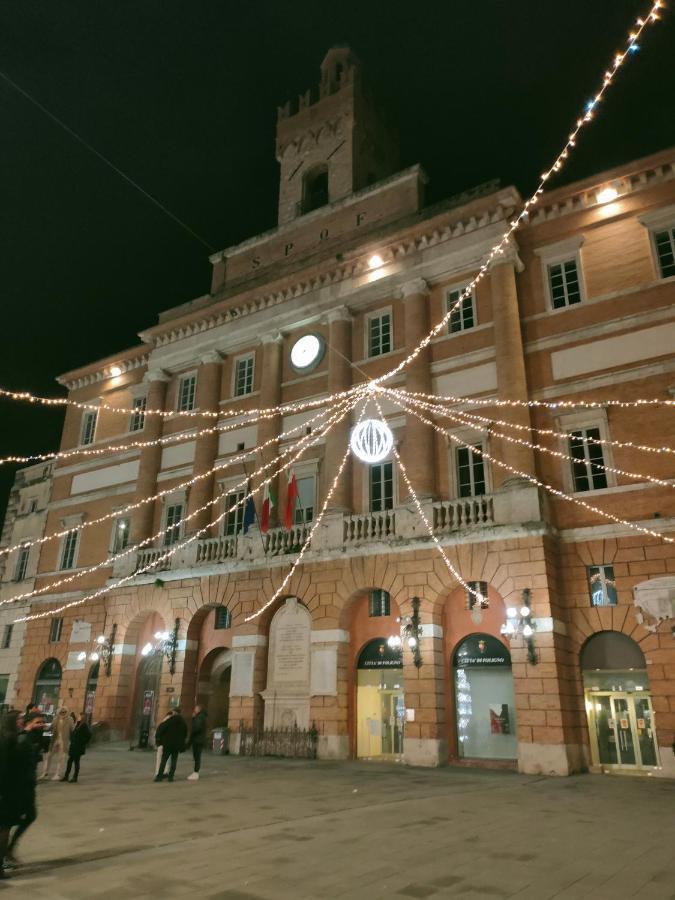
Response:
[112, 484, 543, 581]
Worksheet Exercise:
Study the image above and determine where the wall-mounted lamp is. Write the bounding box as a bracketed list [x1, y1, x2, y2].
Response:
[77, 623, 117, 676]
[500, 588, 538, 665]
[387, 596, 423, 668]
[141, 618, 180, 675]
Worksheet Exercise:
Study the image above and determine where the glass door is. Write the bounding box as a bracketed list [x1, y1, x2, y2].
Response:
[587, 691, 660, 770]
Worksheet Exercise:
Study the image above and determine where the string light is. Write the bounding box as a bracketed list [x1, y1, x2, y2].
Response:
[0, 391, 358, 468]
[0, 382, 362, 420]
[372, 397, 484, 606]
[390, 390, 675, 492]
[368, 1, 664, 390]
[395, 387, 675, 411]
[393, 391, 675, 457]
[392, 392, 675, 546]
[0, 398, 355, 560]
[15, 396, 361, 622]
[245, 403, 368, 622]
[4, 395, 362, 605]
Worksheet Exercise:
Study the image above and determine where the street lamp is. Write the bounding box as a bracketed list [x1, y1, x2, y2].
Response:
[140, 618, 180, 674]
[387, 596, 423, 668]
[500, 588, 537, 665]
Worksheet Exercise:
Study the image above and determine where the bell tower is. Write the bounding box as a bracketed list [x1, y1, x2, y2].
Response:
[275, 47, 398, 226]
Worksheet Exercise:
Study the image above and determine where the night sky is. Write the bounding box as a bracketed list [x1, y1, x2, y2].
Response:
[1, 0, 674, 512]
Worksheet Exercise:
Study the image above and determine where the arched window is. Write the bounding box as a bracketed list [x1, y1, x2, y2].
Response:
[33, 658, 62, 715]
[302, 166, 328, 213]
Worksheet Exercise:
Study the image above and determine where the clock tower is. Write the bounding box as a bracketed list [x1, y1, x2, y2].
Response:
[276, 47, 398, 226]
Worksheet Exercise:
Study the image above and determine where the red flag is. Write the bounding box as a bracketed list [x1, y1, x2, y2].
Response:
[284, 474, 299, 529]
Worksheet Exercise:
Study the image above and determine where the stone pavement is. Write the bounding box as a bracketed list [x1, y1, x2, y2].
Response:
[2, 745, 675, 900]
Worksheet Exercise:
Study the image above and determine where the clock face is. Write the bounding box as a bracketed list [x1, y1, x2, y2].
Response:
[290, 334, 325, 373]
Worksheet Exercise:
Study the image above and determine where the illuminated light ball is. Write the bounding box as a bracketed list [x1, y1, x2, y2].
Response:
[350, 418, 394, 463]
[290, 334, 322, 370]
[110, 365, 122, 377]
[368, 253, 383, 269]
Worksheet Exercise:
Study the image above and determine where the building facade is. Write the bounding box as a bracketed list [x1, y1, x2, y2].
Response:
[0, 461, 54, 707]
[6, 48, 675, 775]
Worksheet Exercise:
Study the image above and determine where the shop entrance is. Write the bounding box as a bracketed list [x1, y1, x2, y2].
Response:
[134, 653, 162, 747]
[33, 658, 62, 716]
[356, 639, 404, 760]
[453, 634, 517, 761]
[582, 632, 660, 772]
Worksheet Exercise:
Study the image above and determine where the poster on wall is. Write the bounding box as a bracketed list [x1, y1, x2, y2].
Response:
[489, 703, 511, 735]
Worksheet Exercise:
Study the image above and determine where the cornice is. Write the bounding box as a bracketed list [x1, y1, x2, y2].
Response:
[58, 349, 150, 392]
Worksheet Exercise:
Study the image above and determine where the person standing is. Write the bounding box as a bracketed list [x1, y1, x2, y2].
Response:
[41, 706, 73, 781]
[0, 712, 44, 874]
[154, 709, 187, 783]
[186, 704, 208, 781]
[61, 712, 91, 783]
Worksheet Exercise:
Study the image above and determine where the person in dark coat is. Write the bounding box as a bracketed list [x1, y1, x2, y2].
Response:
[186, 704, 208, 781]
[154, 710, 187, 782]
[0, 711, 44, 874]
[61, 712, 91, 783]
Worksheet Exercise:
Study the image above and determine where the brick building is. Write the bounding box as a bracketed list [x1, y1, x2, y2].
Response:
[7, 48, 675, 775]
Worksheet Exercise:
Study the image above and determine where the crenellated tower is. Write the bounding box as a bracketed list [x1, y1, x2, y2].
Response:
[275, 47, 398, 225]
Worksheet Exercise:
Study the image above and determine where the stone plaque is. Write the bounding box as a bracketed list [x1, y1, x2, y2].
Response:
[269, 598, 310, 687]
[230, 650, 255, 697]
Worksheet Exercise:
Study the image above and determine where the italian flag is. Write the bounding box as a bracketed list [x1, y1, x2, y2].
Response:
[260, 485, 276, 534]
[284, 474, 299, 530]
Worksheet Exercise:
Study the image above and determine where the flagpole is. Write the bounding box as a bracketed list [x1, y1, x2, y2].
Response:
[241, 460, 267, 555]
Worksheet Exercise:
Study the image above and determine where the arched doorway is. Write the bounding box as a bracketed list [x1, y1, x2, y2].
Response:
[581, 631, 660, 771]
[453, 634, 517, 761]
[133, 652, 163, 747]
[33, 658, 62, 715]
[356, 638, 404, 760]
[84, 661, 99, 723]
[197, 648, 232, 731]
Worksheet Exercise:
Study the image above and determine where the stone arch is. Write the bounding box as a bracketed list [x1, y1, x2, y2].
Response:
[180, 600, 234, 711]
[33, 657, 62, 714]
[114, 608, 168, 742]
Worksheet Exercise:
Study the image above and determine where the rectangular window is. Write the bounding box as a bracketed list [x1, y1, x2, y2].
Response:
[368, 590, 391, 617]
[368, 312, 392, 357]
[447, 288, 475, 333]
[369, 461, 393, 512]
[60, 530, 79, 570]
[456, 445, 486, 498]
[27, 498, 38, 514]
[568, 428, 607, 492]
[177, 375, 196, 412]
[14, 544, 30, 582]
[588, 566, 618, 607]
[1, 625, 13, 649]
[466, 581, 489, 610]
[234, 356, 254, 397]
[214, 607, 232, 629]
[112, 517, 130, 554]
[223, 491, 245, 536]
[80, 410, 98, 446]
[49, 617, 63, 643]
[654, 227, 675, 279]
[129, 395, 147, 432]
[547, 258, 582, 309]
[293, 475, 316, 525]
[163, 504, 183, 546]
[0, 676, 8, 705]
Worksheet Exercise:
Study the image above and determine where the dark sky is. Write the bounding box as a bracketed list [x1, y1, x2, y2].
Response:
[1, 0, 674, 512]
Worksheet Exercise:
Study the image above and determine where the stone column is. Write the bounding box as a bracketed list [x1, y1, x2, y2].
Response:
[254, 333, 283, 524]
[402, 624, 447, 766]
[186, 352, 223, 535]
[490, 258, 536, 486]
[310, 628, 350, 759]
[227, 634, 268, 753]
[130, 370, 170, 546]
[400, 279, 435, 499]
[325, 307, 353, 512]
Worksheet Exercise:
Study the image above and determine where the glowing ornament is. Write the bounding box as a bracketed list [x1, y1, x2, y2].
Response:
[350, 419, 393, 463]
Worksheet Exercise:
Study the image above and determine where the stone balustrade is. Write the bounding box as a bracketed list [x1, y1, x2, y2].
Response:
[119, 484, 544, 579]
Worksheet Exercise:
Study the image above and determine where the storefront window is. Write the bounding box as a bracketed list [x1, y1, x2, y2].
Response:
[453, 634, 517, 760]
[33, 658, 62, 715]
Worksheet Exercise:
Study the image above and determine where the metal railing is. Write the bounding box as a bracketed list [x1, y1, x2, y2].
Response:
[238, 721, 318, 759]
